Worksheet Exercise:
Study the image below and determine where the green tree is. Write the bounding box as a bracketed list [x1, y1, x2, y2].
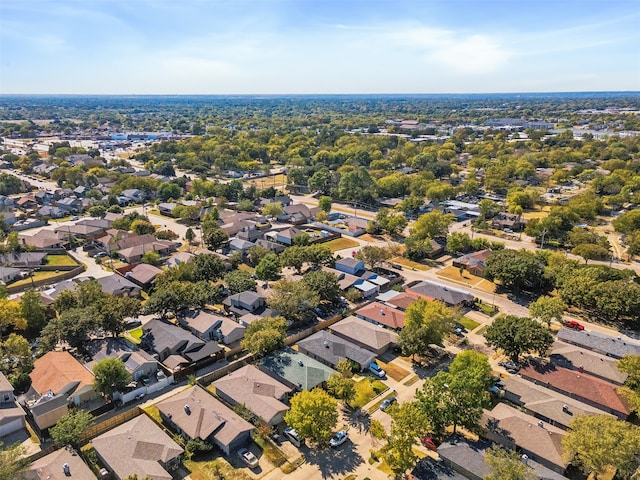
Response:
[484, 315, 554, 362]
[0, 442, 29, 480]
[380, 401, 430, 478]
[279, 246, 307, 273]
[318, 196, 332, 213]
[50, 409, 94, 447]
[478, 199, 501, 219]
[0, 298, 26, 335]
[262, 202, 284, 218]
[326, 372, 356, 406]
[528, 295, 567, 328]
[484, 445, 537, 480]
[191, 254, 226, 282]
[376, 208, 408, 235]
[141, 250, 161, 266]
[0, 333, 33, 392]
[100, 295, 141, 337]
[410, 210, 455, 240]
[185, 227, 195, 244]
[417, 351, 492, 435]
[446, 232, 472, 255]
[224, 270, 257, 294]
[612, 209, 640, 234]
[355, 245, 392, 270]
[484, 249, 544, 292]
[255, 253, 281, 281]
[87, 204, 107, 218]
[399, 299, 458, 359]
[92, 357, 131, 400]
[302, 270, 340, 304]
[39, 308, 97, 352]
[240, 317, 287, 357]
[268, 279, 320, 324]
[571, 243, 610, 263]
[131, 219, 156, 235]
[562, 415, 640, 479]
[20, 289, 47, 336]
[201, 223, 229, 250]
[284, 389, 338, 444]
[617, 355, 640, 414]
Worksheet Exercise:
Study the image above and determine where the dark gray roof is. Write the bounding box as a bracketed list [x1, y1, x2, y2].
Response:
[408, 280, 473, 305]
[556, 328, 640, 359]
[143, 319, 205, 356]
[95, 274, 141, 296]
[258, 347, 337, 391]
[437, 437, 568, 480]
[297, 330, 375, 368]
[183, 341, 223, 362]
[549, 341, 628, 384]
[411, 457, 470, 480]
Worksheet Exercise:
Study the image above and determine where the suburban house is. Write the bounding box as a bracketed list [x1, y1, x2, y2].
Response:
[519, 361, 631, 419]
[158, 202, 179, 216]
[19, 229, 70, 250]
[555, 328, 640, 359]
[436, 437, 568, 480]
[117, 263, 163, 289]
[92, 414, 184, 480]
[297, 331, 376, 370]
[407, 280, 474, 307]
[141, 319, 223, 368]
[549, 341, 628, 385]
[25, 446, 97, 480]
[335, 257, 365, 276]
[118, 240, 176, 263]
[273, 226, 305, 245]
[0, 266, 22, 285]
[254, 238, 286, 254]
[179, 310, 246, 344]
[225, 291, 267, 314]
[30, 351, 97, 407]
[166, 251, 195, 268]
[351, 279, 379, 298]
[56, 197, 82, 213]
[331, 316, 399, 355]
[228, 238, 256, 254]
[0, 372, 26, 439]
[482, 403, 567, 475]
[0, 252, 47, 268]
[258, 347, 337, 391]
[157, 386, 254, 455]
[382, 291, 419, 311]
[213, 365, 292, 425]
[452, 249, 492, 276]
[85, 339, 158, 382]
[492, 212, 526, 231]
[356, 302, 406, 330]
[94, 274, 142, 297]
[36, 205, 67, 219]
[501, 376, 614, 430]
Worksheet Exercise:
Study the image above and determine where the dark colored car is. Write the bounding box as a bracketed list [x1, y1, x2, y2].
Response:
[498, 361, 521, 373]
[380, 397, 397, 411]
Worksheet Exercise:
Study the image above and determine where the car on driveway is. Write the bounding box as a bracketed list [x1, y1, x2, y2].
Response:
[379, 397, 397, 411]
[564, 320, 585, 331]
[237, 448, 259, 468]
[368, 362, 386, 378]
[499, 361, 521, 373]
[330, 430, 348, 448]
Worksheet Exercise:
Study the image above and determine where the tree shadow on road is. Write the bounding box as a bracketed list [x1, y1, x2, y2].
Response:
[303, 442, 364, 479]
[342, 406, 371, 434]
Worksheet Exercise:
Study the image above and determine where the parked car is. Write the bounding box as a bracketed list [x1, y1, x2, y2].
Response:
[283, 427, 302, 447]
[237, 448, 259, 468]
[564, 320, 585, 331]
[421, 436, 439, 451]
[368, 362, 386, 378]
[95, 251, 109, 258]
[498, 361, 521, 373]
[330, 430, 349, 448]
[379, 397, 397, 411]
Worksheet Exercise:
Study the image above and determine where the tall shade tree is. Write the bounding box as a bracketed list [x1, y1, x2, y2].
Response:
[484, 249, 545, 292]
[267, 279, 320, 324]
[255, 253, 281, 281]
[355, 245, 392, 270]
[302, 270, 341, 304]
[0, 442, 29, 480]
[380, 401, 430, 478]
[399, 299, 458, 359]
[417, 351, 492, 435]
[562, 415, 640, 479]
[284, 389, 338, 444]
[20, 290, 47, 336]
[326, 372, 356, 406]
[92, 358, 132, 400]
[485, 445, 537, 480]
[0, 333, 33, 392]
[617, 354, 640, 414]
[528, 295, 567, 328]
[240, 317, 287, 358]
[224, 270, 257, 294]
[0, 298, 26, 335]
[484, 315, 554, 362]
[50, 409, 94, 448]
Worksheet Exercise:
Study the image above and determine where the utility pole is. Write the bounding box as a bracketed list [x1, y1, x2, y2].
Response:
[540, 228, 548, 250]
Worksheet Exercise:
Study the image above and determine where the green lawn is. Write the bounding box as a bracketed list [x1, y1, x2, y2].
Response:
[352, 378, 388, 409]
[122, 326, 143, 345]
[45, 254, 78, 266]
[10, 271, 70, 289]
[142, 405, 162, 424]
[478, 303, 499, 317]
[391, 256, 430, 271]
[323, 237, 360, 252]
[459, 317, 480, 331]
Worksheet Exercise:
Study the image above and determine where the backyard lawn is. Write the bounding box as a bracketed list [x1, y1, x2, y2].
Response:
[436, 266, 496, 293]
[10, 271, 70, 289]
[122, 326, 143, 345]
[185, 455, 251, 480]
[323, 237, 360, 252]
[391, 256, 430, 271]
[45, 254, 78, 266]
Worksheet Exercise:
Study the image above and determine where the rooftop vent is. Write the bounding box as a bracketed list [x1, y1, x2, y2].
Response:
[324, 341, 330, 348]
[538, 420, 544, 428]
[298, 360, 304, 367]
[521, 454, 528, 465]
[184, 404, 191, 415]
[380, 309, 385, 316]
[63, 463, 70, 475]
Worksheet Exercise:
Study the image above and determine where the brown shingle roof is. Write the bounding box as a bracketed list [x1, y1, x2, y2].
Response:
[520, 361, 631, 417]
[31, 351, 94, 396]
[356, 302, 406, 329]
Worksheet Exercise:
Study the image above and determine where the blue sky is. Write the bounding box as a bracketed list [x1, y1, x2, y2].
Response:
[1, 0, 639, 94]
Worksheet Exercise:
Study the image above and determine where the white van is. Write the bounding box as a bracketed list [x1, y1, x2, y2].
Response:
[283, 427, 302, 447]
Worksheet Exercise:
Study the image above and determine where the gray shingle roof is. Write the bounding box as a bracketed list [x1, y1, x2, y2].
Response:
[556, 328, 640, 359]
[297, 330, 375, 368]
[408, 280, 473, 305]
[331, 316, 399, 352]
[549, 341, 628, 384]
[143, 319, 204, 357]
